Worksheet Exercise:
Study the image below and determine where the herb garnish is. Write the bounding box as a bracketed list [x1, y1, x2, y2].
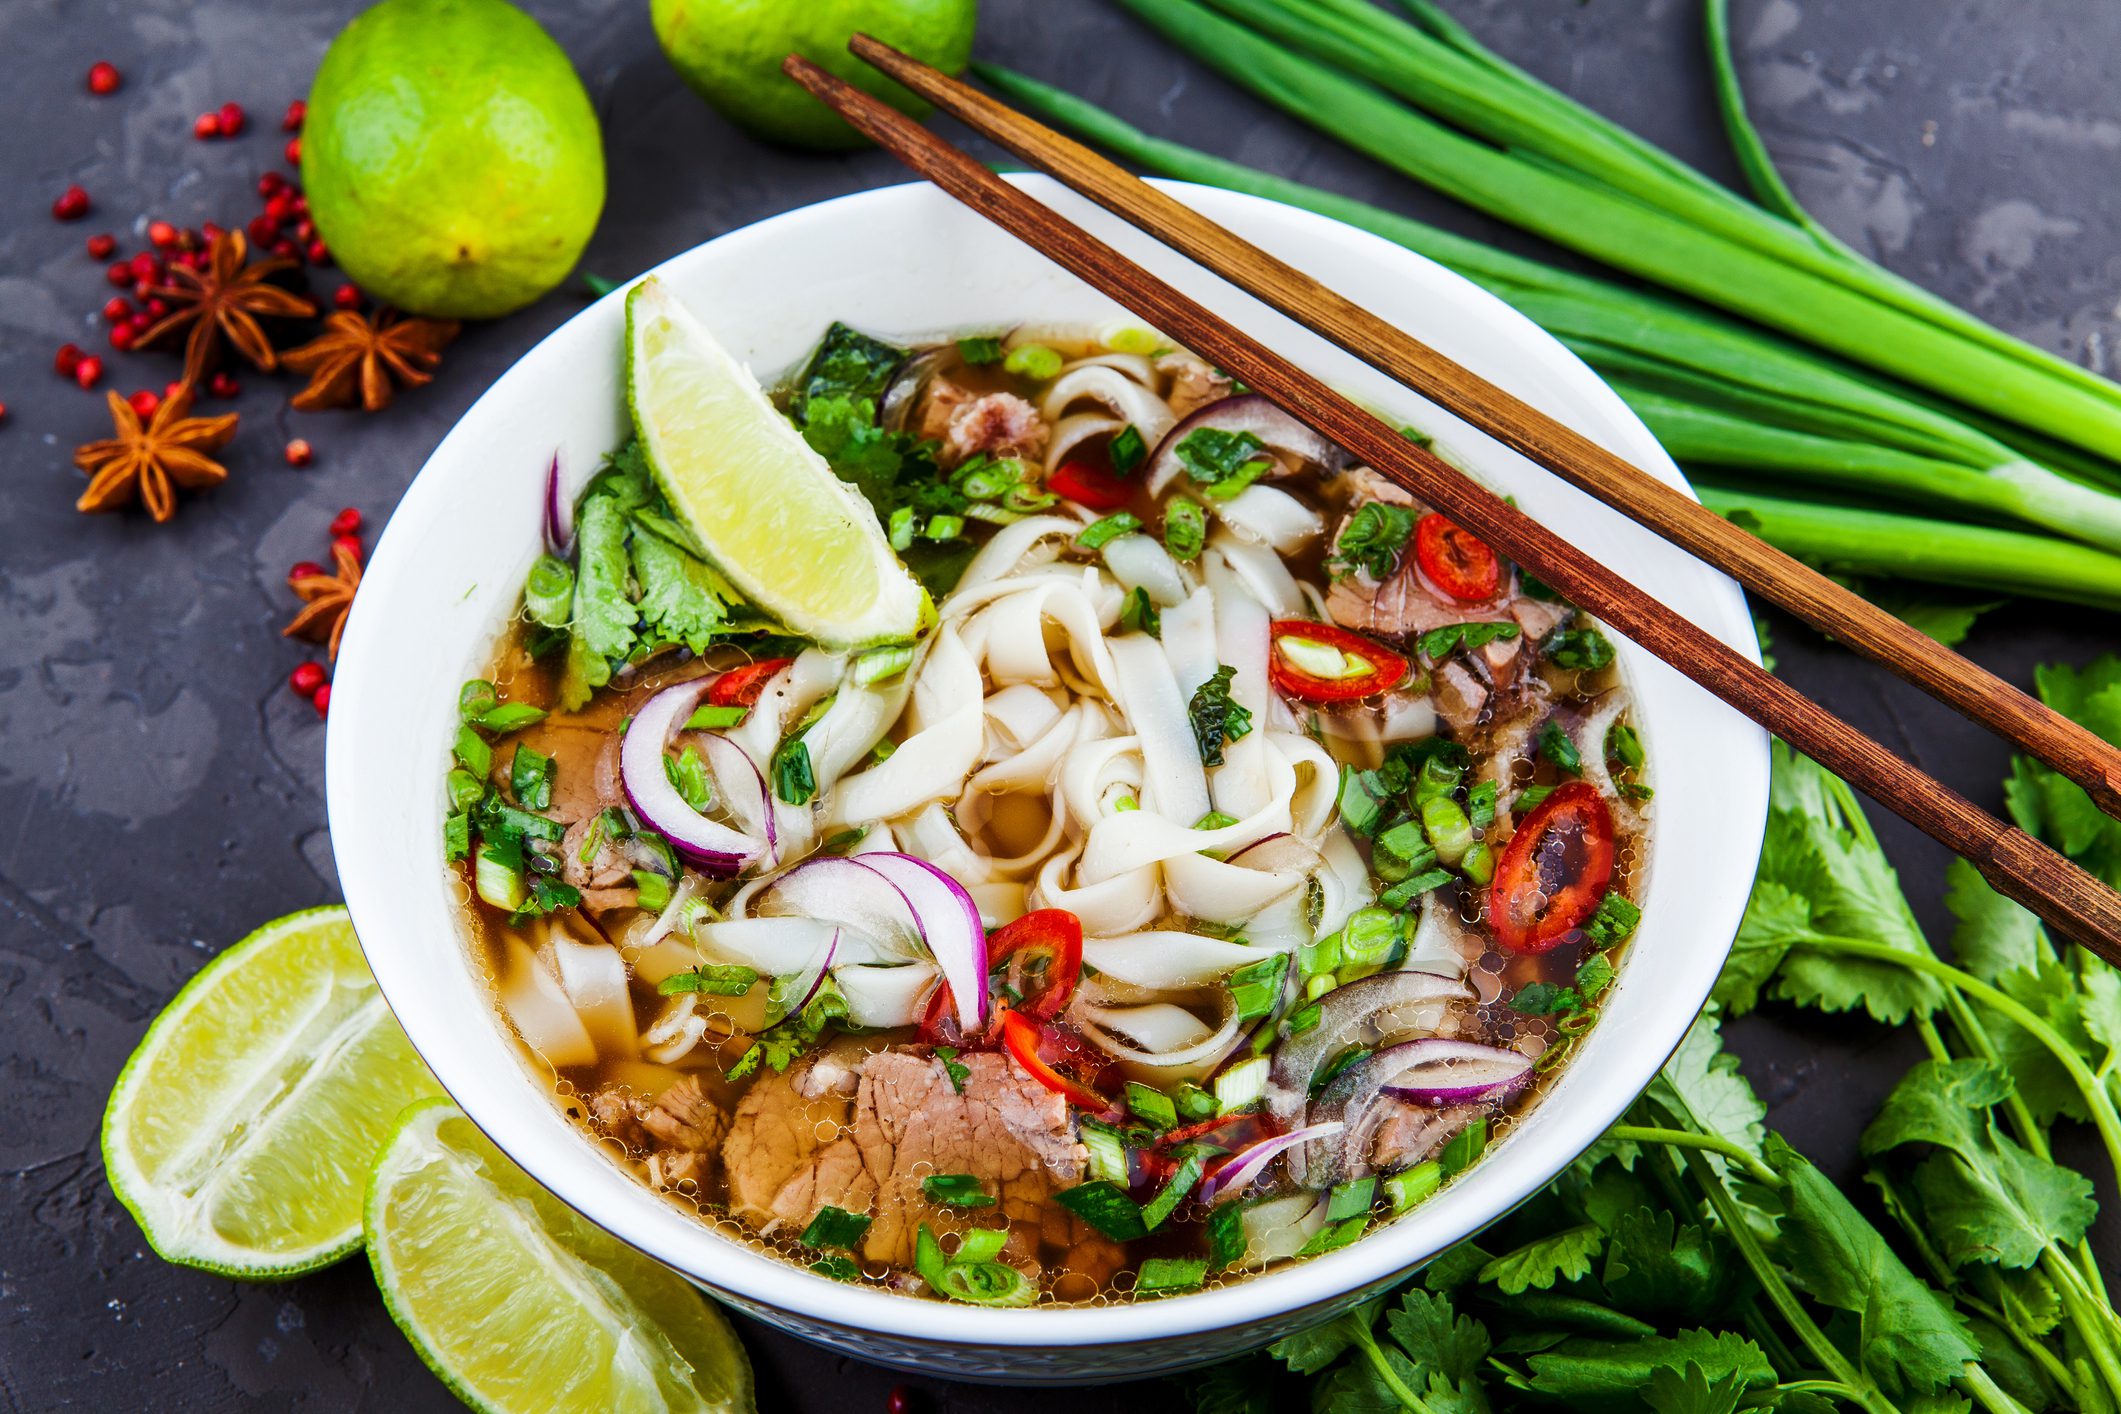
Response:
[1174, 427, 1273, 499]
[921, 1174, 997, 1209]
[1187, 665, 1255, 766]
[1418, 620, 1518, 661]
[1327, 501, 1417, 580]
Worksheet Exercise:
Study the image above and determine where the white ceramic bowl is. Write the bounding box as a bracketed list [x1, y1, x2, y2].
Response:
[328, 176, 1768, 1384]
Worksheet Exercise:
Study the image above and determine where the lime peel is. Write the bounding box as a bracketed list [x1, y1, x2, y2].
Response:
[101, 905, 441, 1278]
[366, 1099, 755, 1414]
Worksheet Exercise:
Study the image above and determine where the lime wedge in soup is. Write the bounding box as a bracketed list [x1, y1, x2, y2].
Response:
[101, 905, 441, 1277]
[367, 1099, 755, 1414]
[626, 277, 924, 648]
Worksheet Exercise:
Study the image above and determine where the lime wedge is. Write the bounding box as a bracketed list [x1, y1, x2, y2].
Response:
[626, 276, 923, 648]
[101, 905, 441, 1277]
[367, 1100, 755, 1414]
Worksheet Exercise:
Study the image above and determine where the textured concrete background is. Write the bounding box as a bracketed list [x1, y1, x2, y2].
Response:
[3, 0, 2118, 1408]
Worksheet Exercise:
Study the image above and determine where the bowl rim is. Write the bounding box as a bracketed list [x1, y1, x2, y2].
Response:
[328, 174, 1768, 1348]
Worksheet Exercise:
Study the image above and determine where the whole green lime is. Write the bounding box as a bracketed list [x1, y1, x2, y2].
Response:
[650, 0, 976, 151]
[303, 0, 606, 320]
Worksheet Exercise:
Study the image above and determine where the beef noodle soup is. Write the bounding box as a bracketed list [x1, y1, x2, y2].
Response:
[445, 302, 1650, 1307]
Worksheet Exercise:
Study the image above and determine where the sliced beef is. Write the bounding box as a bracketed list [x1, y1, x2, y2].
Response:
[584, 1085, 650, 1150]
[560, 817, 632, 890]
[723, 1045, 1122, 1279]
[1434, 660, 1489, 736]
[1509, 597, 1569, 641]
[586, 1075, 729, 1190]
[915, 374, 1049, 467]
[1368, 1100, 1483, 1174]
[1157, 352, 1232, 419]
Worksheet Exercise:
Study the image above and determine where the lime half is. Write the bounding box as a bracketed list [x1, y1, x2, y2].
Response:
[102, 906, 441, 1277]
[626, 277, 923, 648]
[367, 1100, 755, 1414]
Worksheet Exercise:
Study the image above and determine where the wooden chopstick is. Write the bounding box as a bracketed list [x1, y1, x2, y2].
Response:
[848, 35, 2121, 829]
[781, 53, 2121, 961]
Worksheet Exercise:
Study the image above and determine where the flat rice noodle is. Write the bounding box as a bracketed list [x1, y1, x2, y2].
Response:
[1208, 531, 1306, 618]
[1404, 893, 1479, 980]
[543, 932, 637, 1062]
[1074, 989, 1243, 1079]
[1158, 588, 1220, 704]
[803, 673, 914, 799]
[1099, 533, 1192, 608]
[1314, 828, 1377, 940]
[1059, 350, 1158, 385]
[1214, 484, 1324, 553]
[725, 649, 841, 766]
[960, 576, 1121, 692]
[1208, 564, 1275, 820]
[1163, 841, 1313, 924]
[1239, 1193, 1328, 1265]
[496, 935, 596, 1070]
[1081, 931, 1275, 989]
[948, 515, 1080, 598]
[1107, 633, 1211, 828]
[896, 800, 996, 888]
[981, 682, 1065, 753]
[692, 916, 882, 971]
[966, 879, 1028, 928]
[828, 626, 984, 826]
[1039, 364, 1176, 453]
[1031, 838, 1162, 936]
[1046, 411, 1124, 469]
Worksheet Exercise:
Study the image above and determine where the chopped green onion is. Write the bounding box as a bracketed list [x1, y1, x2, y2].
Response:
[956, 462, 1017, 500]
[1296, 1214, 1367, 1256]
[809, 1255, 860, 1281]
[1213, 1055, 1270, 1114]
[1439, 1119, 1489, 1178]
[1546, 625, 1616, 672]
[1002, 343, 1063, 381]
[1078, 511, 1145, 549]
[1135, 1256, 1210, 1295]
[524, 555, 574, 628]
[1120, 586, 1161, 638]
[1371, 819, 1436, 884]
[1583, 891, 1643, 948]
[958, 334, 1005, 365]
[771, 739, 816, 805]
[1162, 497, 1206, 561]
[965, 502, 1026, 527]
[888, 506, 916, 551]
[1227, 954, 1290, 1023]
[684, 703, 748, 731]
[1607, 721, 1646, 771]
[1080, 1118, 1132, 1185]
[473, 843, 525, 911]
[1139, 1148, 1206, 1230]
[1055, 1181, 1149, 1241]
[921, 1173, 998, 1208]
[476, 702, 548, 735]
[1379, 869, 1454, 909]
[658, 964, 759, 997]
[913, 1224, 1036, 1307]
[1104, 327, 1163, 355]
[1460, 842, 1495, 887]
[933, 1043, 969, 1093]
[511, 745, 554, 810]
[1325, 1176, 1378, 1223]
[1002, 483, 1060, 513]
[1193, 810, 1240, 831]
[1175, 1081, 1219, 1122]
[922, 514, 965, 541]
[1336, 765, 1388, 837]
[1517, 783, 1556, 813]
[1538, 719, 1583, 774]
[853, 644, 915, 686]
[632, 869, 672, 912]
[956, 1227, 1010, 1264]
[1207, 1200, 1249, 1270]
[445, 768, 486, 813]
[664, 745, 711, 813]
[1125, 1082, 1178, 1131]
[1108, 424, 1147, 475]
[1337, 907, 1402, 969]
[1420, 797, 1474, 865]
[1466, 779, 1498, 831]
[1576, 952, 1618, 1002]
[442, 812, 470, 862]
[452, 724, 492, 779]
[458, 679, 499, 722]
[1112, 793, 1139, 813]
[1385, 1161, 1443, 1214]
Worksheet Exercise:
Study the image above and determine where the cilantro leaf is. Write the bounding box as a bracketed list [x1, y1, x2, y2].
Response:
[1713, 879, 1811, 1015]
[1383, 1288, 1490, 1384]
[792, 322, 905, 416]
[1522, 1330, 1773, 1409]
[1476, 1223, 1603, 1294]
[1642, 1361, 1748, 1414]
[1175, 427, 1273, 498]
[1328, 501, 1417, 580]
[630, 524, 738, 654]
[1187, 665, 1254, 767]
[800, 394, 918, 506]
[1182, 1357, 1288, 1414]
[560, 487, 640, 709]
[1943, 859, 2047, 983]
[1767, 1134, 1979, 1398]
[1267, 1298, 1380, 1374]
[1600, 1207, 1737, 1324]
[1643, 1009, 1766, 1168]
[1859, 1059, 2097, 1269]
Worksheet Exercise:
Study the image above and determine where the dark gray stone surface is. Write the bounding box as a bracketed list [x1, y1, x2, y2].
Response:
[2, 0, 2116, 1408]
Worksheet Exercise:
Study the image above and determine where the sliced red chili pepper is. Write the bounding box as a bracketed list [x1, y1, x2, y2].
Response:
[1488, 781, 1616, 954]
[707, 656, 793, 707]
[1046, 453, 1134, 512]
[987, 908, 1083, 1021]
[1001, 1010, 1114, 1112]
[1137, 1110, 1280, 1187]
[1268, 619, 1410, 703]
[1415, 513, 1501, 602]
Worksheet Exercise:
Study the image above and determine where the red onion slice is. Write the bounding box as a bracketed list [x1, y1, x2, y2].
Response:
[1265, 971, 1473, 1130]
[544, 451, 572, 555]
[619, 679, 762, 877]
[782, 927, 841, 1019]
[853, 853, 989, 1034]
[751, 855, 922, 956]
[1144, 393, 1346, 497]
[700, 733, 777, 865]
[1377, 1039, 1535, 1107]
[1199, 1121, 1345, 1204]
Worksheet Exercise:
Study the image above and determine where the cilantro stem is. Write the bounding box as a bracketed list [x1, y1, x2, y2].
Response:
[1601, 1124, 1780, 1185]
[1957, 1364, 2037, 1414]
[2048, 1264, 2121, 1408]
[1778, 1381, 1871, 1401]
[1676, 1147, 1902, 1414]
[1352, 1321, 1436, 1413]
[1798, 934, 2121, 1182]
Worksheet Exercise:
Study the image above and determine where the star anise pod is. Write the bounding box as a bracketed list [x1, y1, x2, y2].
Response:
[283, 538, 363, 660]
[139, 230, 318, 387]
[282, 308, 461, 413]
[74, 386, 239, 523]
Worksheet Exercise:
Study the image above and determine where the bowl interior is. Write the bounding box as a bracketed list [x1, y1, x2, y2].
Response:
[327, 176, 1768, 1351]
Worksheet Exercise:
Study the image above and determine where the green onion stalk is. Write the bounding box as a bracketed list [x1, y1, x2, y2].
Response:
[973, 65, 2121, 603]
[1091, 0, 2121, 468]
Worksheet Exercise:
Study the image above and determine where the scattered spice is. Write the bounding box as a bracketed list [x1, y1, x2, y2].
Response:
[329, 506, 362, 536]
[207, 371, 240, 399]
[218, 102, 247, 137]
[73, 385, 238, 522]
[285, 438, 314, 467]
[193, 112, 221, 140]
[86, 233, 116, 260]
[312, 683, 332, 718]
[87, 62, 122, 95]
[74, 356, 104, 389]
[282, 99, 306, 132]
[333, 284, 363, 311]
[283, 308, 459, 413]
[289, 661, 326, 699]
[54, 344, 84, 378]
[137, 230, 317, 388]
[283, 537, 362, 659]
[127, 389, 161, 419]
[285, 137, 302, 166]
[52, 185, 90, 221]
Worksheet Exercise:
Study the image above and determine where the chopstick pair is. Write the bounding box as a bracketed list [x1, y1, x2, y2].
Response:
[782, 42, 2121, 961]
